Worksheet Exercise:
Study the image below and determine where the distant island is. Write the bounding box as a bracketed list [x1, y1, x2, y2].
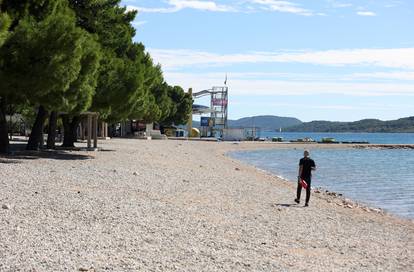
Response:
[192, 115, 302, 130]
[228, 115, 302, 130]
[284, 116, 414, 133]
[192, 115, 414, 133]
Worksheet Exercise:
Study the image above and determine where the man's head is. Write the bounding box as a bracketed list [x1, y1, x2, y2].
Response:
[304, 150, 310, 157]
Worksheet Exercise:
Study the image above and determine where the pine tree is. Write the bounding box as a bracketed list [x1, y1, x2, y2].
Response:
[0, 1, 91, 150]
[52, 34, 101, 148]
[0, 7, 11, 153]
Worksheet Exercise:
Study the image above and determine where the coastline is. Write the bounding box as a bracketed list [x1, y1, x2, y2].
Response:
[225, 142, 414, 220]
[1, 139, 413, 271]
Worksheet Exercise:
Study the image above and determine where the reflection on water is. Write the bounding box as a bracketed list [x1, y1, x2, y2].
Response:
[230, 148, 414, 219]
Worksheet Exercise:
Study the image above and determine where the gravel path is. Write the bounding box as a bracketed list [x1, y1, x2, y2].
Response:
[1, 139, 413, 271]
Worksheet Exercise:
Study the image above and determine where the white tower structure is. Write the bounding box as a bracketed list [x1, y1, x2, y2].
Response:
[210, 86, 228, 136]
[191, 86, 229, 138]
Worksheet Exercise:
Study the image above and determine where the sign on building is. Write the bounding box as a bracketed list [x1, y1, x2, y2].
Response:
[200, 117, 212, 127]
[212, 98, 228, 106]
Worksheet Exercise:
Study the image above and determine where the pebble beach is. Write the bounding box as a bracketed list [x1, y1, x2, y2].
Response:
[1, 138, 413, 271]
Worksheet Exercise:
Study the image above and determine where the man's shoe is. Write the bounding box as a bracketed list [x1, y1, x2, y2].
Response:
[294, 198, 300, 204]
[304, 203, 309, 207]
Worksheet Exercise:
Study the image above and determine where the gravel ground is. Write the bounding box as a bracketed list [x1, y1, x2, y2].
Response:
[1, 139, 413, 271]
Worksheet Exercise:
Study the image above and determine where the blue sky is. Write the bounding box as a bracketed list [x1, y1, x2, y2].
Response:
[121, 0, 414, 121]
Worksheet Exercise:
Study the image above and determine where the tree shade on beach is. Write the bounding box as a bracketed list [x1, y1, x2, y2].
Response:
[0, 0, 192, 152]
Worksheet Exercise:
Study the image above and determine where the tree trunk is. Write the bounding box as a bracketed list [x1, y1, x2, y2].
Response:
[108, 124, 114, 137]
[9, 113, 12, 140]
[62, 115, 71, 147]
[0, 98, 9, 154]
[62, 115, 80, 148]
[80, 120, 85, 140]
[70, 116, 80, 144]
[46, 111, 58, 149]
[26, 105, 48, 150]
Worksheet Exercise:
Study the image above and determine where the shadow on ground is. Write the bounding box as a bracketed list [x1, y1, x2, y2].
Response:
[273, 203, 303, 208]
[1, 143, 93, 162]
[0, 158, 21, 164]
[98, 149, 116, 152]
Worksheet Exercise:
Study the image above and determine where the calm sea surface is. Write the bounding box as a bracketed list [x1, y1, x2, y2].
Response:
[259, 132, 414, 144]
[229, 140, 414, 219]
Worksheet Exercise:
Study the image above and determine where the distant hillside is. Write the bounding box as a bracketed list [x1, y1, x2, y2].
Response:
[284, 117, 414, 132]
[191, 115, 302, 130]
[228, 115, 302, 130]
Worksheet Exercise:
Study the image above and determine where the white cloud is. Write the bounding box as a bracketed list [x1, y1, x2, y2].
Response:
[357, 11, 376, 16]
[132, 21, 147, 27]
[249, 0, 315, 16]
[308, 105, 361, 110]
[331, 2, 353, 8]
[231, 101, 365, 110]
[350, 71, 414, 81]
[242, 102, 411, 112]
[170, 71, 414, 82]
[128, 0, 319, 15]
[164, 72, 414, 97]
[125, 0, 391, 17]
[384, 1, 403, 8]
[148, 48, 414, 70]
[127, 0, 235, 13]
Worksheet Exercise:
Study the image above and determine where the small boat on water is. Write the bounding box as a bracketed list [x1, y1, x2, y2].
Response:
[290, 137, 316, 143]
[272, 137, 283, 142]
[320, 137, 338, 143]
[318, 138, 369, 144]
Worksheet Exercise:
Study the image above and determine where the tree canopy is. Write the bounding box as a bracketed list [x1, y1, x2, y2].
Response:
[0, 12, 10, 46]
[0, 10, 85, 109]
[0, 0, 193, 153]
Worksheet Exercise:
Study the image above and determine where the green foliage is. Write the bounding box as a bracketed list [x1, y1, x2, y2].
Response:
[19, 104, 36, 129]
[68, 0, 136, 57]
[129, 50, 165, 122]
[92, 49, 146, 122]
[0, 12, 10, 46]
[0, 9, 85, 109]
[154, 84, 173, 122]
[138, 93, 160, 123]
[1, 0, 191, 135]
[162, 86, 193, 126]
[172, 87, 193, 125]
[69, 1, 146, 122]
[138, 83, 168, 123]
[1, 0, 70, 27]
[62, 34, 101, 114]
[138, 82, 192, 126]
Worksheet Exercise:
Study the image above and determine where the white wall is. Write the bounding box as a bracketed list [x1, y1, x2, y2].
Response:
[222, 128, 245, 141]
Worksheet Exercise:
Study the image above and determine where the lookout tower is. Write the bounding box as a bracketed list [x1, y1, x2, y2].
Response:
[210, 86, 228, 134]
[190, 86, 229, 138]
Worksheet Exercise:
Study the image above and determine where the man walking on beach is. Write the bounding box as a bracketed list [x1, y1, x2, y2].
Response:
[295, 150, 316, 207]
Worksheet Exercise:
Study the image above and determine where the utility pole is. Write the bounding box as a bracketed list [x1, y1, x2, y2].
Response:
[187, 88, 193, 137]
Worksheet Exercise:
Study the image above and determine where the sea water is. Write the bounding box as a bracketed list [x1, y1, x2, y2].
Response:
[259, 132, 414, 144]
[229, 147, 414, 219]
